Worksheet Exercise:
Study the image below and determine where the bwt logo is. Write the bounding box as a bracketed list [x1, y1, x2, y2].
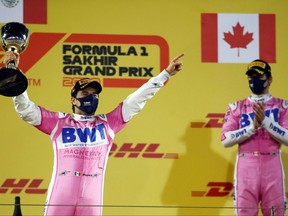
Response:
[0, 179, 47, 194]
[190, 113, 225, 128]
[62, 124, 106, 143]
[110, 143, 178, 159]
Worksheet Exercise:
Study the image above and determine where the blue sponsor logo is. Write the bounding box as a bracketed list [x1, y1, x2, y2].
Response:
[240, 108, 279, 128]
[62, 123, 106, 143]
[231, 129, 247, 139]
[269, 123, 285, 136]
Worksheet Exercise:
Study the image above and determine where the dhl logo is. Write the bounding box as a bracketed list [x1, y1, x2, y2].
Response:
[191, 182, 233, 197]
[190, 113, 225, 128]
[110, 143, 178, 159]
[4, 179, 288, 198]
[0, 179, 47, 194]
[0, 143, 178, 195]
[192, 182, 288, 198]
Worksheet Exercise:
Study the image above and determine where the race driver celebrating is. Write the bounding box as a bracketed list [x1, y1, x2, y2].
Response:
[221, 59, 288, 216]
[5, 51, 184, 216]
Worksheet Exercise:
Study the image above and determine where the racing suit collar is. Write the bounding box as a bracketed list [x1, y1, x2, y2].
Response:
[248, 93, 272, 103]
[72, 113, 96, 121]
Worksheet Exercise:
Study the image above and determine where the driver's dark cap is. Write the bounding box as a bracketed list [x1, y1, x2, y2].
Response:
[246, 59, 271, 77]
[71, 78, 102, 97]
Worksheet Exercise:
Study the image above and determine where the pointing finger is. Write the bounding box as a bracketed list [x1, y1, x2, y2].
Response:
[171, 53, 184, 62]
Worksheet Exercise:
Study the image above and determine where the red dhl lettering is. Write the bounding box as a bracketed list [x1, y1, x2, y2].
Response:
[192, 182, 288, 198]
[191, 113, 225, 128]
[109, 143, 178, 159]
[191, 182, 233, 197]
[0, 179, 47, 194]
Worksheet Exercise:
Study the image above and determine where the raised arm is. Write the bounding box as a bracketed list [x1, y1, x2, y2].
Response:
[122, 54, 184, 122]
[3, 51, 41, 125]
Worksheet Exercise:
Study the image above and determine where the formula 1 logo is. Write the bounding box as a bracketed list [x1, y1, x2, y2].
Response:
[190, 113, 225, 128]
[0, 32, 169, 89]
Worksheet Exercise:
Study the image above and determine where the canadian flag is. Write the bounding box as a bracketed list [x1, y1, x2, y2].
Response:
[201, 13, 276, 63]
[0, 0, 47, 24]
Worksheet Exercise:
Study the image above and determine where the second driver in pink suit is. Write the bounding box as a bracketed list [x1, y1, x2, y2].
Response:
[8, 52, 184, 216]
[221, 60, 288, 216]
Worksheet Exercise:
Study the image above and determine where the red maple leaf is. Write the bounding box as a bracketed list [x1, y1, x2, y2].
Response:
[223, 22, 253, 57]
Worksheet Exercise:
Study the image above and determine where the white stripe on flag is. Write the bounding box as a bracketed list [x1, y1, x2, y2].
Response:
[0, 0, 24, 23]
[218, 14, 259, 63]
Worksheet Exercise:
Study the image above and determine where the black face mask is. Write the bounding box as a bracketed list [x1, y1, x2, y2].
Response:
[248, 77, 268, 95]
[75, 94, 99, 114]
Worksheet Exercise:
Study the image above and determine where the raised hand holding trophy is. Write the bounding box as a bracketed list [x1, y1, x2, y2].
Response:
[0, 22, 29, 97]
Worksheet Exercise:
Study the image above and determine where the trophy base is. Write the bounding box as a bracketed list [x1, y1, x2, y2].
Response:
[0, 67, 28, 97]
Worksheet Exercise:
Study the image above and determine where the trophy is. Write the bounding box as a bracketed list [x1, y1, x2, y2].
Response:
[0, 22, 29, 97]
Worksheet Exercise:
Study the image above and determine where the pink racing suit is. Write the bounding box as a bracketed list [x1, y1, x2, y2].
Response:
[221, 94, 288, 216]
[13, 70, 171, 216]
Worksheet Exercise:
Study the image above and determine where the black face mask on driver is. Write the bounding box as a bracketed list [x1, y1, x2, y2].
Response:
[75, 94, 99, 114]
[248, 77, 268, 95]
